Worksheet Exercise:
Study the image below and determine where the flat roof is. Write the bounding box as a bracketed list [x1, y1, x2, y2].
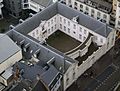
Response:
[14, 2, 112, 38]
[0, 34, 21, 64]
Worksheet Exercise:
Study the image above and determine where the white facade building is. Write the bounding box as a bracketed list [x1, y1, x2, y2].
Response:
[62, 0, 112, 24]
[10, 2, 116, 91]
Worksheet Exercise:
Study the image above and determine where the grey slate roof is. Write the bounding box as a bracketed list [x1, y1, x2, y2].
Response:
[13, 62, 59, 86]
[41, 65, 59, 85]
[14, 2, 112, 38]
[31, 0, 53, 7]
[0, 34, 21, 64]
[14, 2, 57, 35]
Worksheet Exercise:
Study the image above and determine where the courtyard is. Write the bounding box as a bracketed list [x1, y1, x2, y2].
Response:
[46, 30, 81, 53]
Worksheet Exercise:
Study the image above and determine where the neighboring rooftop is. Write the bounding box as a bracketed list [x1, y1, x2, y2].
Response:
[76, 0, 112, 13]
[31, 0, 53, 7]
[13, 62, 60, 87]
[7, 30, 76, 73]
[14, 2, 112, 37]
[0, 34, 21, 64]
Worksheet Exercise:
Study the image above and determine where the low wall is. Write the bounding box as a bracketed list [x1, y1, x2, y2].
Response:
[65, 34, 93, 59]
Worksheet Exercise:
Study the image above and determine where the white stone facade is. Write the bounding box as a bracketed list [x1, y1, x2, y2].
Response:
[63, 0, 110, 24]
[28, 13, 116, 91]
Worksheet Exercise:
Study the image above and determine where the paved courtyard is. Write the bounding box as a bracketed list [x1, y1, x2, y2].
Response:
[46, 30, 81, 53]
[0, 16, 19, 33]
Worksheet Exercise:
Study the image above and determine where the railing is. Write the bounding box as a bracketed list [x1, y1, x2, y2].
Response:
[65, 33, 93, 59]
[79, 33, 93, 56]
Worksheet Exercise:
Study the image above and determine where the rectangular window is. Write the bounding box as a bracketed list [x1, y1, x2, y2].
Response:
[55, 24, 57, 29]
[84, 37, 86, 40]
[91, 9, 94, 17]
[95, 36, 97, 40]
[48, 29, 50, 34]
[103, 14, 107, 19]
[68, 28, 70, 33]
[64, 19, 66, 24]
[60, 24, 62, 29]
[36, 30, 38, 34]
[84, 29, 87, 34]
[68, 21, 70, 26]
[79, 34, 82, 39]
[79, 27, 82, 32]
[32, 32, 35, 36]
[48, 22, 50, 27]
[91, 9, 94, 14]
[80, 4, 83, 8]
[51, 27, 53, 31]
[54, 17, 56, 22]
[37, 37, 39, 40]
[86, 7, 89, 11]
[74, 24, 76, 29]
[66, 78, 69, 85]
[73, 31, 76, 34]
[97, 12, 101, 17]
[118, 21, 120, 26]
[100, 38, 103, 43]
[51, 19, 53, 24]
[74, 2, 77, 6]
[64, 26, 66, 31]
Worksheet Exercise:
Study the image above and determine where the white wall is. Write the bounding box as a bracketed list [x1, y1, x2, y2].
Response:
[28, 14, 107, 49]
[28, 14, 58, 41]
[58, 14, 107, 46]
